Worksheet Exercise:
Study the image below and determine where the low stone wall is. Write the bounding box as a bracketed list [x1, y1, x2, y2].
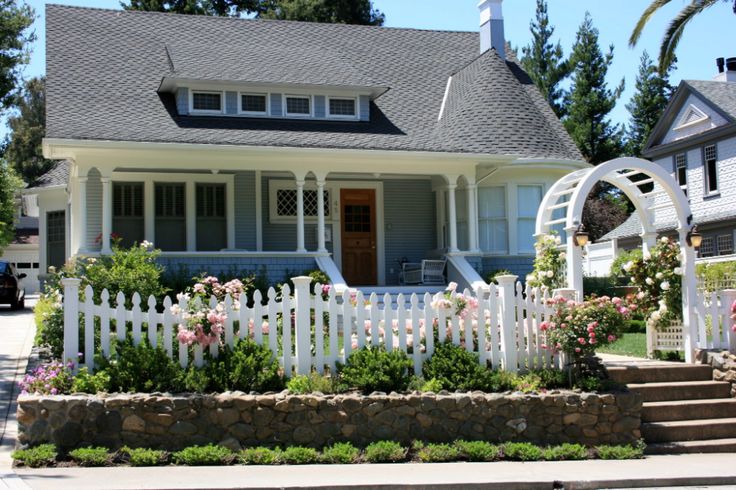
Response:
[17, 391, 642, 451]
[709, 351, 736, 397]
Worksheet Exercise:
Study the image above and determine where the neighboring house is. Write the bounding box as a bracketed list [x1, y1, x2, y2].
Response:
[0, 198, 41, 294]
[31, 1, 585, 293]
[595, 58, 736, 274]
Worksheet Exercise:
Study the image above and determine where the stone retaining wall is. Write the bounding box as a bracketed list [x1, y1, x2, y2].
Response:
[17, 391, 642, 450]
[709, 351, 736, 397]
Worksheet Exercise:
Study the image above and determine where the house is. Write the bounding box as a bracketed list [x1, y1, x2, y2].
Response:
[32, 1, 585, 293]
[597, 57, 736, 272]
[0, 196, 41, 293]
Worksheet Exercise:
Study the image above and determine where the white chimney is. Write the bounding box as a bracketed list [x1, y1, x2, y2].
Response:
[714, 57, 736, 82]
[478, 0, 505, 59]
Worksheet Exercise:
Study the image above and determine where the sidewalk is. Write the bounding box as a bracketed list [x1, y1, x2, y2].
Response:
[11, 453, 736, 490]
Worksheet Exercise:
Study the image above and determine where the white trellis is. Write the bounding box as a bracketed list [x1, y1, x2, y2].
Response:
[535, 157, 700, 362]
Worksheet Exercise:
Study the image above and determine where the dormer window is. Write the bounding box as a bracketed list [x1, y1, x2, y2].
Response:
[191, 91, 223, 113]
[285, 95, 311, 117]
[240, 93, 268, 115]
[328, 97, 357, 119]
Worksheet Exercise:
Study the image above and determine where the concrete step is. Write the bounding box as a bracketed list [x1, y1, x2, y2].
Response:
[642, 417, 736, 443]
[628, 380, 731, 402]
[642, 398, 736, 422]
[646, 437, 736, 454]
[607, 364, 713, 384]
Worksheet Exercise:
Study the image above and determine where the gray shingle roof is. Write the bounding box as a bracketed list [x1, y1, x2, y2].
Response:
[45, 5, 583, 160]
[30, 160, 69, 189]
[686, 80, 736, 121]
[599, 207, 736, 242]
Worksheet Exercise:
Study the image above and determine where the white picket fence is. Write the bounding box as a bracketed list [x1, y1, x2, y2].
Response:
[647, 288, 736, 356]
[60, 275, 560, 377]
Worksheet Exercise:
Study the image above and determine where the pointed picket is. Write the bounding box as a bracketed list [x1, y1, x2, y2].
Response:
[474, 287, 486, 365]
[423, 292, 435, 359]
[100, 289, 111, 358]
[410, 294, 422, 376]
[115, 291, 126, 342]
[383, 293, 394, 352]
[253, 290, 263, 344]
[708, 291, 718, 349]
[436, 292, 447, 344]
[514, 282, 526, 370]
[281, 284, 293, 377]
[355, 292, 366, 349]
[147, 295, 158, 348]
[83, 285, 95, 371]
[396, 293, 407, 354]
[267, 288, 279, 358]
[224, 294, 234, 348]
[369, 293, 379, 346]
[328, 287, 338, 369]
[488, 284, 500, 369]
[462, 288, 473, 352]
[131, 292, 142, 346]
[208, 295, 219, 358]
[542, 289, 553, 369]
[524, 286, 536, 370]
[162, 296, 173, 358]
[342, 291, 353, 361]
[314, 284, 325, 374]
[178, 294, 188, 368]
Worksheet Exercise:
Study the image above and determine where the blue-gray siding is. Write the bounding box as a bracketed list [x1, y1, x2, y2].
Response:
[158, 256, 316, 285]
[176, 88, 189, 115]
[481, 256, 534, 280]
[384, 179, 436, 284]
[270, 93, 282, 116]
[359, 95, 370, 121]
[86, 168, 102, 250]
[314, 95, 326, 118]
[262, 178, 321, 252]
[225, 91, 238, 115]
[234, 171, 257, 250]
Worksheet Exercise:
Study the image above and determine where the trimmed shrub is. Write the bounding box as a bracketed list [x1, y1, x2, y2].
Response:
[454, 440, 500, 462]
[203, 338, 284, 393]
[321, 442, 359, 464]
[596, 443, 645, 460]
[280, 446, 320, 465]
[503, 442, 544, 461]
[172, 445, 233, 466]
[542, 443, 588, 461]
[338, 347, 413, 394]
[422, 341, 511, 392]
[240, 447, 282, 465]
[12, 444, 57, 468]
[94, 338, 182, 393]
[364, 441, 406, 463]
[415, 443, 459, 462]
[68, 447, 109, 467]
[122, 447, 167, 466]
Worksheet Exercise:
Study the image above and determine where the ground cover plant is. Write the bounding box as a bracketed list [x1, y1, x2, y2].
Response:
[13, 441, 646, 468]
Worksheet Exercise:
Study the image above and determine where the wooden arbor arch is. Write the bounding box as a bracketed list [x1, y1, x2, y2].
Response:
[535, 157, 700, 361]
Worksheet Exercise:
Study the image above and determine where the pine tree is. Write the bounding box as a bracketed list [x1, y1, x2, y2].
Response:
[520, 0, 569, 118]
[563, 12, 624, 165]
[625, 51, 673, 157]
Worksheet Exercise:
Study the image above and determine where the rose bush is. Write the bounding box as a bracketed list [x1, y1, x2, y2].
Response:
[527, 234, 565, 290]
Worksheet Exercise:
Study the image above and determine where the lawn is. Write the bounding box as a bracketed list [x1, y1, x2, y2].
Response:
[596, 333, 646, 358]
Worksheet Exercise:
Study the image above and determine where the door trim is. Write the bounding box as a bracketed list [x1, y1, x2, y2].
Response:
[330, 181, 385, 286]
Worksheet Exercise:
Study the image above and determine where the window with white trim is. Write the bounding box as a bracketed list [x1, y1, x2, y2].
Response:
[699, 236, 715, 258]
[704, 144, 718, 194]
[112, 182, 144, 248]
[517, 185, 543, 254]
[674, 153, 687, 194]
[717, 234, 733, 256]
[191, 91, 222, 113]
[240, 93, 267, 114]
[328, 97, 356, 118]
[155, 183, 186, 251]
[478, 186, 508, 254]
[269, 181, 330, 222]
[285, 95, 311, 116]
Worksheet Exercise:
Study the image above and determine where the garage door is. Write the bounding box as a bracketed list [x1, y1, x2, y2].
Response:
[1, 251, 40, 294]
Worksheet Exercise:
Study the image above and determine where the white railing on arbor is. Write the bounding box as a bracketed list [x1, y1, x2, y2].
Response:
[60, 276, 560, 377]
[647, 289, 736, 356]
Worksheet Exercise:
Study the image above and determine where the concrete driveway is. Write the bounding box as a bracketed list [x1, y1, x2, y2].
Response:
[0, 297, 37, 485]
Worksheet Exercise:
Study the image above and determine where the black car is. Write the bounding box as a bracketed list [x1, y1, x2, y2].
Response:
[0, 260, 26, 309]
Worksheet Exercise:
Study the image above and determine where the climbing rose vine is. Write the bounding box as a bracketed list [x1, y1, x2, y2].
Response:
[527, 233, 565, 290]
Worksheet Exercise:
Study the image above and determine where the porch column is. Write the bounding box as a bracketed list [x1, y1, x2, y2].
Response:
[101, 177, 112, 254]
[447, 181, 459, 252]
[564, 224, 583, 299]
[466, 180, 479, 252]
[316, 179, 327, 253]
[78, 176, 88, 253]
[296, 178, 306, 253]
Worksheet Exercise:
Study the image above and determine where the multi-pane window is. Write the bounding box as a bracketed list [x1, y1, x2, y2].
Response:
[112, 183, 144, 248]
[344, 204, 371, 232]
[192, 92, 222, 112]
[699, 236, 715, 258]
[674, 153, 687, 194]
[517, 185, 543, 254]
[196, 184, 227, 251]
[155, 183, 186, 251]
[276, 189, 330, 218]
[704, 144, 718, 194]
[717, 234, 734, 256]
[478, 186, 508, 254]
[47, 210, 66, 270]
[241, 93, 267, 114]
[328, 98, 356, 117]
[285, 96, 310, 116]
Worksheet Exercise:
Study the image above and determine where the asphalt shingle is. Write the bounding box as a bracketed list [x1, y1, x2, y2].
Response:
[31, 160, 69, 189]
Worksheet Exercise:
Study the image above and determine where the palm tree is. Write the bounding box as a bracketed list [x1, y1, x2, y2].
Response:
[630, 0, 736, 74]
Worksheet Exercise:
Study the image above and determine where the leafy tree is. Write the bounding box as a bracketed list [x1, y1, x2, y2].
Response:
[0, 160, 22, 253]
[122, 0, 385, 25]
[630, 0, 736, 74]
[581, 186, 629, 242]
[257, 0, 384, 25]
[625, 52, 673, 157]
[563, 12, 624, 165]
[520, 0, 570, 118]
[3, 77, 54, 184]
[0, 0, 34, 112]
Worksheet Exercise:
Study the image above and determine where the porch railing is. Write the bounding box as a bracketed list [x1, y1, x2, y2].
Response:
[60, 276, 560, 376]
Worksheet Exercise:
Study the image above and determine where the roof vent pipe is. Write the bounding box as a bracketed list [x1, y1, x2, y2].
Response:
[478, 0, 505, 59]
[717, 57, 725, 73]
[727, 57, 736, 72]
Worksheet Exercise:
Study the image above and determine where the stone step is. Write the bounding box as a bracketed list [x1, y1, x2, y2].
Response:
[628, 380, 731, 402]
[607, 364, 713, 384]
[642, 399, 736, 422]
[645, 437, 736, 454]
[642, 417, 736, 443]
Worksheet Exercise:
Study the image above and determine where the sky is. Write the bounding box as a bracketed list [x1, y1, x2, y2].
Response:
[6, 0, 736, 139]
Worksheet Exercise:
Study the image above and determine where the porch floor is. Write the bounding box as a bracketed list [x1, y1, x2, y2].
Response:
[352, 285, 447, 296]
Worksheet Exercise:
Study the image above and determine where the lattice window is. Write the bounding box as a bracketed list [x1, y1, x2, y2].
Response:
[699, 236, 715, 257]
[276, 188, 329, 218]
[329, 98, 356, 117]
[285, 96, 310, 115]
[192, 92, 222, 112]
[717, 234, 733, 255]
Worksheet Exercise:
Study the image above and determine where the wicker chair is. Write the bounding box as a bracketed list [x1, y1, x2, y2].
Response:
[400, 259, 446, 285]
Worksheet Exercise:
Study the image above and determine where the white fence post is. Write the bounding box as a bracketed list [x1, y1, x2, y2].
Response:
[61, 278, 82, 370]
[496, 274, 518, 372]
[292, 276, 313, 376]
[722, 289, 736, 354]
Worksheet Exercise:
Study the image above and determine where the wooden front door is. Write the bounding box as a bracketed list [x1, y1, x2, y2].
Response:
[341, 189, 377, 285]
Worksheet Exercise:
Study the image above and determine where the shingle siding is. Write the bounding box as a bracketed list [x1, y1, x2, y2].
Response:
[234, 171, 257, 250]
[482, 256, 534, 280]
[662, 94, 728, 145]
[157, 256, 316, 285]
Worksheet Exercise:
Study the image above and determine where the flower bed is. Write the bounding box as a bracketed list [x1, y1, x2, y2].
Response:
[16, 390, 641, 452]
